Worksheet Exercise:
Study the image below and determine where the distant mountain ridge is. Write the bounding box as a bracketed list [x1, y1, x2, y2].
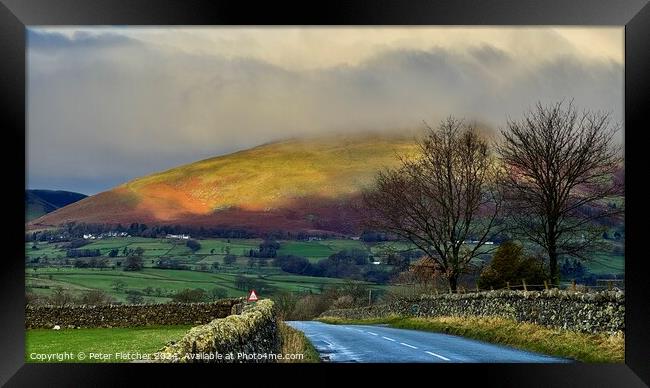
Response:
[26, 189, 88, 221]
[28, 133, 420, 234]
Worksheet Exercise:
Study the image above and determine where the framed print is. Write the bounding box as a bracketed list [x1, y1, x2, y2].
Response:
[1, 0, 649, 386]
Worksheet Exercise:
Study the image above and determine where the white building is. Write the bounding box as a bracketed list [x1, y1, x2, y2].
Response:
[166, 234, 190, 240]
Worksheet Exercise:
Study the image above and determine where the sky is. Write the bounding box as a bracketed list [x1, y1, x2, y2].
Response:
[27, 27, 624, 195]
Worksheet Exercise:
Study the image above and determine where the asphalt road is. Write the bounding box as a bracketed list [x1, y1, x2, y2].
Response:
[286, 321, 571, 363]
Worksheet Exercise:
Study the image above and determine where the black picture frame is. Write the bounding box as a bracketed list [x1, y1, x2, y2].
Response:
[2, 0, 648, 386]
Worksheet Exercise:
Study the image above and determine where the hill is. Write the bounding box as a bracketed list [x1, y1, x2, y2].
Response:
[26, 190, 88, 221]
[29, 134, 419, 234]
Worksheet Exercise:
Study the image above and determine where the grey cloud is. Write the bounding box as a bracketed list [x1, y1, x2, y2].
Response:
[468, 44, 510, 66]
[27, 31, 623, 194]
[28, 29, 136, 51]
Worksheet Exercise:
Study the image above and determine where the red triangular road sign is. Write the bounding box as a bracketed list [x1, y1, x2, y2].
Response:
[247, 289, 258, 302]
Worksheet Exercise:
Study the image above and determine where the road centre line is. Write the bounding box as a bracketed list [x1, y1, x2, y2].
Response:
[425, 351, 450, 361]
[366, 332, 378, 336]
[400, 342, 418, 349]
[382, 336, 396, 342]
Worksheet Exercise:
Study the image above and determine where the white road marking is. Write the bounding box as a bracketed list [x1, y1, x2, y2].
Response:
[322, 340, 333, 346]
[400, 342, 418, 349]
[425, 351, 450, 361]
[366, 332, 378, 336]
[382, 336, 396, 342]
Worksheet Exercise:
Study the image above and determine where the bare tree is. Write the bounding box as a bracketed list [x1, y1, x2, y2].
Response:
[363, 117, 502, 292]
[497, 101, 623, 284]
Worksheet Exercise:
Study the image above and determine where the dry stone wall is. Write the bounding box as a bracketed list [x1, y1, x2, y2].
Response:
[157, 299, 280, 363]
[26, 299, 243, 329]
[322, 290, 624, 333]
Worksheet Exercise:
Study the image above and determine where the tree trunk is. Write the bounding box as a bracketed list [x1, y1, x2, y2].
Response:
[548, 235, 559, 285]
[448, 275, 458, 293]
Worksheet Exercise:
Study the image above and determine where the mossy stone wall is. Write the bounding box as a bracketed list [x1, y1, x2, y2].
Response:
[322, 290, 624, 333]
[26, 299, 243, 329]
[158, 299, 280, 363]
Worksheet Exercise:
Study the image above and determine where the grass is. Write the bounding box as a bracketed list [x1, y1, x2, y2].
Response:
[25, 237, 390, 303]
[278, 321, 320, 363]
[124, 134, 420, 211]
[26, 321, 318, 364]
[26, 325, 192, 363]
[586, 252, 624, 276]
[26, 266, 383, 303]
[25, 235, 621, 303]
[317, 315, 624, 363]
[26, 320, 320, 364]
[27, 237, 371, 265]
[195, 238, 262, 255]
[277, 241, 336, 261]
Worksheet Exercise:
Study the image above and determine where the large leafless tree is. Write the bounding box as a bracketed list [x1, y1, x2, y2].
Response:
[363, 118, 502, 292]
[497, 101, 623, 284]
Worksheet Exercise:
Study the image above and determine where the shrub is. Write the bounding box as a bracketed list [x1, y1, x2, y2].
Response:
[186, 239, 202, 252]
[171, 288, 207, 303]
[111, 280, 127, 292]
[315, 255, 361, 279]
[362, 267, 391, 284]
[125, 290, 144, 304]
[26, 292, 48, 306]
[326, 249, 369, 265]
[208, 287, 228, 300]
[273, 255, 314, 275]
[123, 256, 144, 271]
[155, 259, 189, 270]
[223, 254, 237, 265]
[66, 248, 101, 258]
[292, 295, 326, 320]
[273, 291, 299, 320]
[478, 241, 546, 290]
[78, 290, 116, 305]
[249, 239, 280, 258]
[331, 295, 355, 309]
[48, 287, 75, 306]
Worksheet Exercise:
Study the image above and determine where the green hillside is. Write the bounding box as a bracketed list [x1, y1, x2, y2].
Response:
[30, 133, 419, 233]
[26, 190, 87, 221]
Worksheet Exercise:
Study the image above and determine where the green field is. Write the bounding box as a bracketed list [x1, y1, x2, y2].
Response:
[587, 252, 625, 275]
[26, 325, 191, 363]
[26, 235, 623, 303]
[26, 266, 381, 303]
[277, 239, 368, 262]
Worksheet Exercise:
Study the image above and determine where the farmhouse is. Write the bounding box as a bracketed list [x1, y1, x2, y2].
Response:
[166, 234, 191, 240]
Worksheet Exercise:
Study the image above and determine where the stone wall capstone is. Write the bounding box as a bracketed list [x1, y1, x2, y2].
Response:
[321, 290, 624, 333]
[157, 299, 280, 363]
[26, 298, 243, 329]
